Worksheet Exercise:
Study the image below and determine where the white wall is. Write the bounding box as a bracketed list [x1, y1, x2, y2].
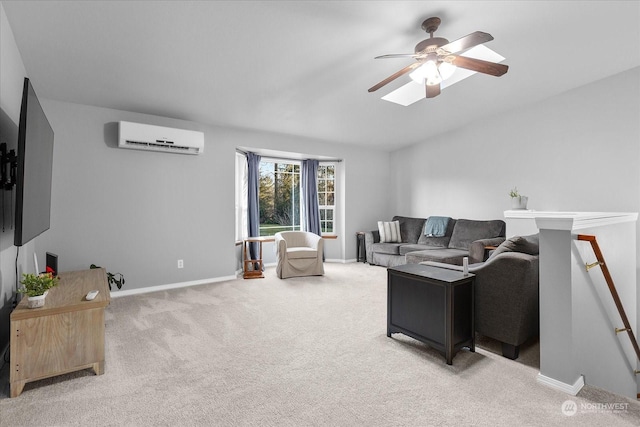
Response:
[0, 2, 33, 355]
[390, 66, 640, 265]
[0, 0, 390, 354]
[0, 3, 25, 120]
[390, 66, 640, 394]
[4, 0, 638, 373]
[34, 99, 391, 293]
[572, 220, 637, 398]
[389, 68, 640, 396]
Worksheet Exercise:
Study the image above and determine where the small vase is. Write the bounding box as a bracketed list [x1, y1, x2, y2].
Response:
[510, 196, 528, 210]
[27, 290, 48, 309]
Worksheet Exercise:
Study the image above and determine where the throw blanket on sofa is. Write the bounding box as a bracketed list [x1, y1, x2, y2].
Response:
[425, 216, 450, 237]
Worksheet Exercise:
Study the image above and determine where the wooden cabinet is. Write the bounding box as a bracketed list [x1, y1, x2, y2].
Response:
[387, 263, 475, 365]
[10, 268, 110, 397]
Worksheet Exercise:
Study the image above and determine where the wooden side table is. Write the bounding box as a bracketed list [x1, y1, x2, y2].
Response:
[484, 245, 499, 261]
[243, 236, 275, 279]
[387, 263, 475, 365]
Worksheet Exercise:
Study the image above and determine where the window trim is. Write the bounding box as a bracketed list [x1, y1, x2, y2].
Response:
[317, 162, 336, 236]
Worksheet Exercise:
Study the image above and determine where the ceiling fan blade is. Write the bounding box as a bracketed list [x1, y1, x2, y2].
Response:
[368, 62, 422, 92]
[437, 31, 493, 55]
[374, 53, 421, 59]
[426, 83, 441, 98]
[448, 55, 509, 76]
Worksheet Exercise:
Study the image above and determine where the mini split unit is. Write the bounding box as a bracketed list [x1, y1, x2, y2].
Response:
[118, 121, 204, 155]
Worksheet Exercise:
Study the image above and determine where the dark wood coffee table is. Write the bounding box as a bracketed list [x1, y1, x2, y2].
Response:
[387, 263, 475, 365]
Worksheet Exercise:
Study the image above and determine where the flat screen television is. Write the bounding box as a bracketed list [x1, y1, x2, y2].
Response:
[14, 77, 54, 247]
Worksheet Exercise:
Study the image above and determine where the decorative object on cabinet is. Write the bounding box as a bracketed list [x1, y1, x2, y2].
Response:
[18, 272, 59, 308]
[509, 187, 528, 210]
[90, 264, 125, 290]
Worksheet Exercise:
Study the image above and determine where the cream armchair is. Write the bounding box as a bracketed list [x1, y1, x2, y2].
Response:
[275, 231, 324, 279]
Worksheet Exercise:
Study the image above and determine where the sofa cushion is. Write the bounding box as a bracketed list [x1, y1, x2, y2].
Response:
[448, 219, 506, 250]
[392, 216, 427, 244]
[415, 236, 450, 248]
[371, 242, 403, 255]
[286, 247, 319, 259]
[490, 234, 539, 259]
[372, 252, 408, 268]
[405, 248, 469, 265]
[399, 244, 442, 256]
[378, 220, 401, 243]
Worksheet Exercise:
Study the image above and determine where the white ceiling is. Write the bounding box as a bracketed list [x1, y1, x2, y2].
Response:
[4, 1, 640, 151]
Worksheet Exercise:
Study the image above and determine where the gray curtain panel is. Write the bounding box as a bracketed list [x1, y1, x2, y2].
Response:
[246, 152, 261, 262]
[302, 159, 321, 235]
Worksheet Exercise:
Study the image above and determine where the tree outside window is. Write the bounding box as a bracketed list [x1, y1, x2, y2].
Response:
[259, 161, 300, 236]
[256, 160, 336, 237]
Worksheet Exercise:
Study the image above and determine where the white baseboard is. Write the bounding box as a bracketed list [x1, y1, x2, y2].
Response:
[122, 260, 360, 298]
[260, 259, 358, 267]
[326, 258, 357, 264]
[536, 373, 585, 396]
[251, 259, 356, 268]
[110, 275, 237, 298]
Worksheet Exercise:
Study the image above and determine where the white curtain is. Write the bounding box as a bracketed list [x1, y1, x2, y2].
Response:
[235, 152, 248, 242]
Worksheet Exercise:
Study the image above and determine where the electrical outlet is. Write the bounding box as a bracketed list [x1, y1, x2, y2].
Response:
[177, 259, 184, 269]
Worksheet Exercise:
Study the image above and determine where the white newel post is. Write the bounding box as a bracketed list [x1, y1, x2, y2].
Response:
[504, 211, 639, 399]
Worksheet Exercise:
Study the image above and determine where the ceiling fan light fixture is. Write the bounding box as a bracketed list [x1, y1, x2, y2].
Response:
[409, 60, 456, 86]
[438, 61, 457, 80]
[425, 76, 441, 86]
[370, 17, 508, 102]
[409, 60, 438, 85]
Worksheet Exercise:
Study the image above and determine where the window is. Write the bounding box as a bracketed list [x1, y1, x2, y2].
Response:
[259, 160, 301, 236]
[236, 153, 338, 238]
[317, 164, 335, 234]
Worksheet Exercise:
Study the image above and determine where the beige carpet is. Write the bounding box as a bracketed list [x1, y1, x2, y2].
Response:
[1, 262, 639, 426]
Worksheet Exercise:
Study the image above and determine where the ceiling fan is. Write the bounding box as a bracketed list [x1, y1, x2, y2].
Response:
[368, 17, 509, 99]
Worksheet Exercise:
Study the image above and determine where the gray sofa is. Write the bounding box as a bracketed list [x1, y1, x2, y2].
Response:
[423, 233, 540, 359]
[365, 216, 506, 267]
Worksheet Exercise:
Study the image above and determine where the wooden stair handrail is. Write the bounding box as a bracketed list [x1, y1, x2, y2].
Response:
[577, 234, 640, 364]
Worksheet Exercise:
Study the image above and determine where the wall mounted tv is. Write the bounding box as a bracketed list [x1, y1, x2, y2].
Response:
[14, 77, 54, 247]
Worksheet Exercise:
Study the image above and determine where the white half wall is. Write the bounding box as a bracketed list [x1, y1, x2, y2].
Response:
[529, 212, 638, 399]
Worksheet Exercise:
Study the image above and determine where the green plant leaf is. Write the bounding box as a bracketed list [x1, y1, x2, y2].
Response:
[18, 273, 59, 297]
[90, 264, 125, 291]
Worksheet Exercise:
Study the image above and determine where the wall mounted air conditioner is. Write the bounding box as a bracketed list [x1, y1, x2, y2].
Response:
[118, 121, 204, 155]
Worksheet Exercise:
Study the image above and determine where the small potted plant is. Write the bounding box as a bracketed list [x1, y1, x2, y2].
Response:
[509, 187, 528, 210]
[18, 272, 60, 308]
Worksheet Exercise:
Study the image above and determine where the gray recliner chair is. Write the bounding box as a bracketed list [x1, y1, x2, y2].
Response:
[423, 234, 540, 359]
